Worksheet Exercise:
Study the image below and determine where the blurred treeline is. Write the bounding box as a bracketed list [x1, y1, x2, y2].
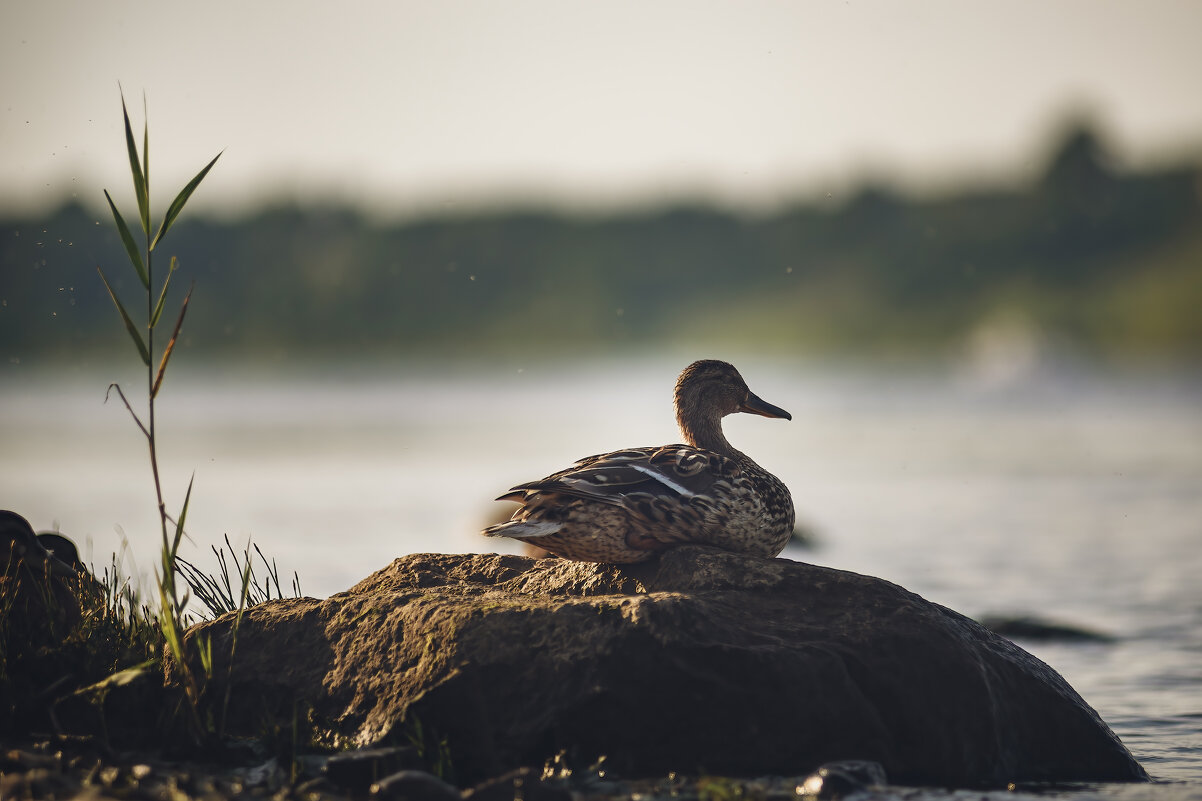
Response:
[3, 123, 1200, 366]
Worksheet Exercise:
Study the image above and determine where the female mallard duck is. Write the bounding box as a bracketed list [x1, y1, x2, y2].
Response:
[483, 360, 795, 562]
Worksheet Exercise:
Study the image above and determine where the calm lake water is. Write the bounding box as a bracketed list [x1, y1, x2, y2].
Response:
[3, 355, 1200, 792]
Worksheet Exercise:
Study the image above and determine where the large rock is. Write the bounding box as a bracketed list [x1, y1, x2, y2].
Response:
[186, 547, 1147, 787]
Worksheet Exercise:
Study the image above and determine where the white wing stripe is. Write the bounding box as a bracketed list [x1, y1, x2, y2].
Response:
[630, 463, 696, 498]
[484, 520, 563, 539]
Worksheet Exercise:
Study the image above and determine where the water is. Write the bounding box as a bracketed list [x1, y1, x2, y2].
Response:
[2, 356, 1200, 791]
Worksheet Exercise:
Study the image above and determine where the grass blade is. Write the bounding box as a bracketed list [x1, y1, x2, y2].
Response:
[97, 267, 150, 366]
[198, 633, 214, 679]
[151, 152, 221, 251]
[71, 662, 153, 696]
[121, 93, 150, 235]
[173, 473, 195, 556]
[157, 577, 185, 662]
[160, 473, 194, 611]
[142, 93, 150, 216]
[152, 282, 192, 399]
[237, 558, 253, 616]
[150, 256, 178, 329]
[103, 190, 149, 290]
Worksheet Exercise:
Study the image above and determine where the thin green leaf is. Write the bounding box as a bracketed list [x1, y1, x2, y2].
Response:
[120, 92, 150, 236]
[198, 633, 214, 678]
[152, 282, 191, 399]
[150, 256, 178, 329]
[173, 474, 195, 557]
[142, 93, 150, 216]
[151, 151, 221, 251]
[104, 190, 149, 290]
[157, 580, 185, 664]
[158, 474, 195, 619]
[236, 557, 253, 622]
[71, 662, 153, 696]
[97, 267, 150, 366]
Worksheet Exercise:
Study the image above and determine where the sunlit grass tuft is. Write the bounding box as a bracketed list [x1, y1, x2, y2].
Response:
[178, 534, 303, 619]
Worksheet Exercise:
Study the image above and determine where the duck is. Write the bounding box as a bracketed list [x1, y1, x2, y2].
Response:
[482, 359, 795, 563]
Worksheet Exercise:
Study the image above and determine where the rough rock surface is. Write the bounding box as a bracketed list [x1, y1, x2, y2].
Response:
[186, 546, 1147, 787]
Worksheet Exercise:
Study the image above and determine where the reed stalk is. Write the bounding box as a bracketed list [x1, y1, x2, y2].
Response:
[99, 90, 220, 740]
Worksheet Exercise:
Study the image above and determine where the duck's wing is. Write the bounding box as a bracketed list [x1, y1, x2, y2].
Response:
[498, 445, 740, 510]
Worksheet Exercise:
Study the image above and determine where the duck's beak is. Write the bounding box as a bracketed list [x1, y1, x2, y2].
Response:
[740, 391, 792, 421]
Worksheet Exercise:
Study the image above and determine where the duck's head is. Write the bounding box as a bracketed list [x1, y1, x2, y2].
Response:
[675, 360, 790, 451]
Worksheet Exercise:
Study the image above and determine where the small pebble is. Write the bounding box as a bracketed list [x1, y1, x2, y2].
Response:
[98, 765, 121, 787]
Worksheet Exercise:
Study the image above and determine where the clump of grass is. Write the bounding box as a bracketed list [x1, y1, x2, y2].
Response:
[178, 534, 303, 619]
[87, 550, 160, 665]
[0, 532, 303, 746]
[0, 543, 158, 739]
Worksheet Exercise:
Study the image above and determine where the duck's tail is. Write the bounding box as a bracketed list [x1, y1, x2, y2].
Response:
[481, 519, 563, 540]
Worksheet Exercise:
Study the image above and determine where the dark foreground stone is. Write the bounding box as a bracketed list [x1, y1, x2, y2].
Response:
[186, 546, 1147, 787]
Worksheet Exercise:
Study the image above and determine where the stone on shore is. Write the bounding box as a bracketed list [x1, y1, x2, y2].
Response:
[185, 546, 1147, 787]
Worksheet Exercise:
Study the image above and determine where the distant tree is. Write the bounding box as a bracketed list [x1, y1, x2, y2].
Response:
[1039, 120, 1118, 204]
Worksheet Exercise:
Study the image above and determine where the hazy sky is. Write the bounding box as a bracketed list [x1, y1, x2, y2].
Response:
[3, 1, 1201, 217]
